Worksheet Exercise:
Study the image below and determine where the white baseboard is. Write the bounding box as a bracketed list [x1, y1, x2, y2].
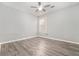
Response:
[39, 35, 79, 45]
[0, 36, 36, 45]
[0, 35, 79, 45]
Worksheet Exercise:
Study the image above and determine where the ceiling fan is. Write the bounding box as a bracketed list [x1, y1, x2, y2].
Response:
[31, 2, 55, 12]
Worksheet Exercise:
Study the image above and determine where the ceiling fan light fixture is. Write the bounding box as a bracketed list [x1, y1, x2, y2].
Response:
[38, 5, 43, 11]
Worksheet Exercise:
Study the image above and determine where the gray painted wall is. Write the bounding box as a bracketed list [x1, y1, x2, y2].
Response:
[0, 3, 37, 42]
[0, 2, 79, 43]
[47, 4, 79, 43]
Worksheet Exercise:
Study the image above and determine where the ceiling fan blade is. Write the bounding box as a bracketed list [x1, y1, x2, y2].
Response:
[35, 9, 38, 12]
[51, 5, 55, 8]
[44, 4, 51, 8]
[31, 6, 37, 8]
[43, 9, 46, 12]
[38, 2, 41, 6]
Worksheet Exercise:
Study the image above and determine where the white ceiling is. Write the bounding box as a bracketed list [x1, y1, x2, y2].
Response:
[1, 2, 79, 15]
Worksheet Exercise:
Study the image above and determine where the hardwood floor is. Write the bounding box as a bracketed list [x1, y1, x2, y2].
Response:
[0, 37, 79, 56]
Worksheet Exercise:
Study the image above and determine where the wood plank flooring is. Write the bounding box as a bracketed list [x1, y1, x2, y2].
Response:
[0, 37, 79, 56]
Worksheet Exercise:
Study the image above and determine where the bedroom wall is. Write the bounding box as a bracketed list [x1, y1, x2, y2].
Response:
[0, 3, 37, 42]
[47, 4, 79, 43]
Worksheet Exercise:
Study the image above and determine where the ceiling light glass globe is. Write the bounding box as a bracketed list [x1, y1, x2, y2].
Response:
[38, 6, 43, 11]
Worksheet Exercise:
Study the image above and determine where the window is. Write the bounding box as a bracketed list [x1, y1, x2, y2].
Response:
[38, 14, 48, 35]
